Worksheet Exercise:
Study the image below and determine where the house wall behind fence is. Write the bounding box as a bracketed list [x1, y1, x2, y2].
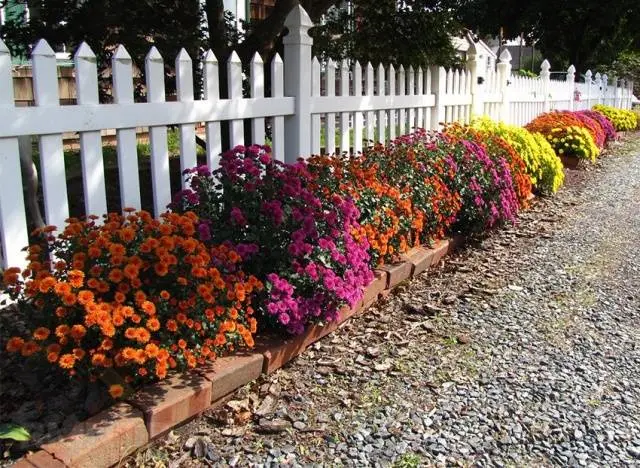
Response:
[0, 5, 635, 269]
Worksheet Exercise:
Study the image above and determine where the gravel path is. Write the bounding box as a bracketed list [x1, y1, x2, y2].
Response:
[128, 133, 640, 468]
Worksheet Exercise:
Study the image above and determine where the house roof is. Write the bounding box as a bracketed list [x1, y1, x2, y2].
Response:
[451, 35, 496, 58]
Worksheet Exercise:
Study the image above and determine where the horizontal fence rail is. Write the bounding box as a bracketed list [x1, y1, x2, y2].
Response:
[0, 5, 635, 269]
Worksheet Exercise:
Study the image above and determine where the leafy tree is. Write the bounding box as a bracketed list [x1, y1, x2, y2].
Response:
[458, 0, 640, 74]
[312, 0, 462, 68]
[601, 51, 640, 85]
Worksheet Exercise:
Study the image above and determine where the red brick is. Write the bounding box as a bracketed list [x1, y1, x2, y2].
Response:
[24, 451, 66, 468]
[363, 271, 387, 308]
[403, 246, 435, 276]
[128, 374, 212, 438]
[430, 239, 450, 266]
[11, 458, 37, 468]
[379, 261, 413, 289]
[41, 403, 147, 468]
[198, 353, 264, 402]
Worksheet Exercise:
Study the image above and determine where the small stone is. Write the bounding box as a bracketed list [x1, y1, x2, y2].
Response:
[627, 446, 640, 458]
[293, 421, 307, 431]
[183, 436, 197, 451]
[256, 418, 291, 434]
[456, 334, 471, 344]
[255, 395, 278, 417]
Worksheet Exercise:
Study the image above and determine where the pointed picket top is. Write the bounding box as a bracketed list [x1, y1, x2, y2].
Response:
[284, 4, 313, 29]
[176, 48, 192, 63]
[74, 41, 96, 61]
[273, 52, 283, 65]
[585, 69, 592, 79]
[399, 64, 405, 75]
[499, 48, 512, 63]
[228, 50, 241, 65]
[567, 64, 576, 74]
[340, 58, 349, 70]
[389, 63, 395, 75]
[251, 51, 263, 65]
[354, 60, 362, 73]
[32, 39, 55, 57]
[595, 72, 601, 80]
[540, 59, 550, 72]
[312, 56, 320, 68]
[146, 46, 163, 63]
[203, 49, 218, 64]
[0, 38, 9, 54]
[113, 44, 132, 62]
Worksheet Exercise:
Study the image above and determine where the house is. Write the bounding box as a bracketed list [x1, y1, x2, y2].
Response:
[451, 35, 496, 82]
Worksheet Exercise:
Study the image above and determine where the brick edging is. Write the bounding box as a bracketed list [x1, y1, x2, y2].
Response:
[12, 237, 464, 468]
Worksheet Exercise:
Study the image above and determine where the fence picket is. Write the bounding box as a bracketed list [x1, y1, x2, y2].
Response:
[112, 45, 141, 211]
[388, 64, 396, 141]
[377, 63, 386, 144]
[353, 61, 364, 154]
[407, 66, 415, 132]
[203, 50, 222, 169]
[416, 67, 424, 129]
[227, 51, 244, 147]
[365, 63, 375, 144]
[398, 65, 406, 136]
[339, 59, 350, 154]
[176, 48, 197, 186]
[0, 39, 28, 268]
[145, 46, 171, 216]
[325, 59, 336, 154]
[74, 42, 108, 218]
[271, 54, 285, 161]
[250, 52, 266, 145]
[311, 57, 321, 155]
[32, 39, 69, 230]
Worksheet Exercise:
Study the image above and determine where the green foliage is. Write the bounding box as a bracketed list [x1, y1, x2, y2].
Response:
[0, 423, 30, 442]
[600, 51, 640, 87]
[459, 0, 640, 74]
[311, 0, 463, 68]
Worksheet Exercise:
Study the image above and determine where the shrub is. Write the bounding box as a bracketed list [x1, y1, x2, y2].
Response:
[526, 112, 600, 160]
[472, 117, 564, 194]
[444, 124, 532, 206]
[310, 132, 461, 265]
[543, 126, 599, 161]
[440, 127, 519, 232]
[576, 110, 617, 142]
[2, 211, 261, 390]
[171, 146, 374, 335]
[592, 104, 638, 131]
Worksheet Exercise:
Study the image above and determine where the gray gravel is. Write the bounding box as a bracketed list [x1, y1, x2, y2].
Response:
[128, 133, 640, 468]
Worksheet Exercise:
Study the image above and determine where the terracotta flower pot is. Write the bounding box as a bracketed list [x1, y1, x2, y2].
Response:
[559, 154, 580, 169]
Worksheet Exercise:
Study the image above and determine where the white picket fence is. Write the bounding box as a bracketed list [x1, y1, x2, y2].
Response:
[0, 5, 635, 269]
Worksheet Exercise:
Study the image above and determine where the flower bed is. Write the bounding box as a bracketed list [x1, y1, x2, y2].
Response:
[0, 112, 622, 425]
[593, 104, 638, 131]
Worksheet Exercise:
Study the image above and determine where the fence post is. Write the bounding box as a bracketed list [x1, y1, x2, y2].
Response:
[429, 66, 446, 130]
[584, 69, 592, 109]
[465, 42, 483, 119]
[616, 79, 623, 108]
[540, 59, 551, 113]
[594, 72, 602, 104]
[283, 5, 313, 162]
[566, 65, 576, 111]
[602, 74, 608, 105]
[497, 48, 512, 123]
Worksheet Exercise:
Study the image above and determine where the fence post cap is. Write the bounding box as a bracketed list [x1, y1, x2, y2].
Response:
[540, 59, 550, 71]
[32, 39, 55, 57]
[498, 48, 512, 63]
[585, 69, 592, 78]
[284, 4, 313, 28]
